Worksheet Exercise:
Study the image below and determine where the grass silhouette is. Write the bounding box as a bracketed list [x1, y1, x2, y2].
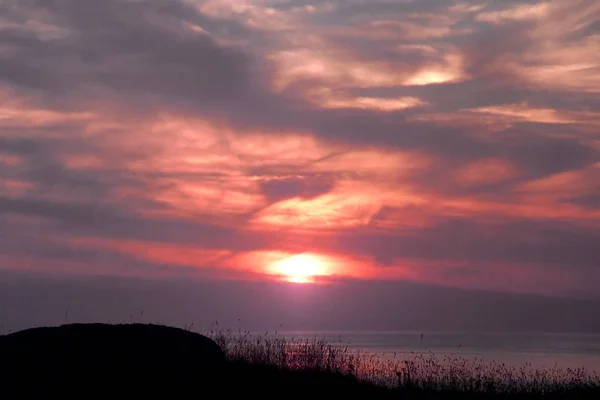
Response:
[209, 328, 600, 398]
[0, 323, 598, 398]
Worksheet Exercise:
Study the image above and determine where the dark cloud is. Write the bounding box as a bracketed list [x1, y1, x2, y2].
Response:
[327, 217, 600, 273]
[0, 194, 272, 253]
[259, 177, 335, 202]
[0, 0, 259, 113]
[0, 132, 147, 205]
[567, 193, 600, 209]
[0, 195, 127, 226]
[459, 22, 532, 81]
[0, 136, 51, 156]
[507, 134, 599, 178]
[411, 132, 599, 197]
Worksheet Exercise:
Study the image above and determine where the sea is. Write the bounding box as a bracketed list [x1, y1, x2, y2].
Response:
[271, 331, 600, 373]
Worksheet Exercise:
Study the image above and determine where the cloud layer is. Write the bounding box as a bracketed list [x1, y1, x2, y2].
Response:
[1, 0, 599, 298]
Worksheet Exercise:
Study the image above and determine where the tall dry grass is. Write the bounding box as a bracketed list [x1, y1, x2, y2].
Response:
[208, 328, 600, 394]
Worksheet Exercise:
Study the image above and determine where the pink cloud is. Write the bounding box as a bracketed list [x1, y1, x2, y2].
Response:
[453, 158, 518, 186]
[0, 0, 598, 299]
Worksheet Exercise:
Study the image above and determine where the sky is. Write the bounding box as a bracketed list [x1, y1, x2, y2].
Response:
[1, 0, 599, 332]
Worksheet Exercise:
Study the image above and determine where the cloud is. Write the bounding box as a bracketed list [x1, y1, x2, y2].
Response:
[0, 0, 263, 118]
[0, 0, 599, 301]
[0, 196, 127, 226]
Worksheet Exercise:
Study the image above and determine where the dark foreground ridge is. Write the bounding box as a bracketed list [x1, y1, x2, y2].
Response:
[0, 323, 227, 395]
[1, 323, 598, 399]
[0, 323, 385, 397]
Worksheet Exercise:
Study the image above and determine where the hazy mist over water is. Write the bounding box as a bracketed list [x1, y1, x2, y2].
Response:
[262, 331, 600, 371]
[2, 273, 600, 334]
[3, 272, 600, 373]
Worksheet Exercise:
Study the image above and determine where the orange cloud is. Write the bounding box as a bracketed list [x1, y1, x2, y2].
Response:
[227, 132, 328, 167]
[463, 103, 576, 124]
[194, 0, 303, 32]
[152, 181, 266, 219]
[306, 149, 430, 179]
[67, 236, 381, 283]
[413, 103, 600, 138]
[269, 48, 402, 91]
[454, 158, 518, 186]
[434, 196, 600, 221]
[61, 154, 107, 169]
[70, 237, 233, 270]
[251, 180, 428, 231]
[307, 88, 427, 112]
[1, 180, 34, 196]
[116, 115, 433, 225]
[475, 3, 550, 23]
[0, 102, 93, 129]
[270, 46, 467, 91]
[491, 1, 600, 93]
[0, 154, 22, 166]
[516, 163, 600, 195]
[404, 52, 466, 86]
[516, 37, 600, 93]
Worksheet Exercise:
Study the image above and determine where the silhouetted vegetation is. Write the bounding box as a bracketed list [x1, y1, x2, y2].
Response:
[1, 323, 598, 398]
[209, 328, 600, 398]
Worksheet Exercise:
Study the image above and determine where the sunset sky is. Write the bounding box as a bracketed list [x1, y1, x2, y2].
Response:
[1, 0, 599, 330]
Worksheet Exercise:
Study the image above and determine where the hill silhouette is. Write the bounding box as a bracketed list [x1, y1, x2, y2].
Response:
[0, 323, 227, 395]
[0, 323, 389, 397]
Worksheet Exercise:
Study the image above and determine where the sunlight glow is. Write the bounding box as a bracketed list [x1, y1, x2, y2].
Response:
[270, 253, 330, 283]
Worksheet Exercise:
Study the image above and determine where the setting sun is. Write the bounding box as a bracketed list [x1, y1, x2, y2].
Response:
[270, 253, 329, 283]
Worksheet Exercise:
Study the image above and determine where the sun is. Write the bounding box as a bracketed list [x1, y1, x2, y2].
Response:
[270, 253, 329, 283]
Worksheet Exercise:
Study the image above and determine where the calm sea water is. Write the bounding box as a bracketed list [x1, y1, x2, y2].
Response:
[273, 331, 600, 372]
